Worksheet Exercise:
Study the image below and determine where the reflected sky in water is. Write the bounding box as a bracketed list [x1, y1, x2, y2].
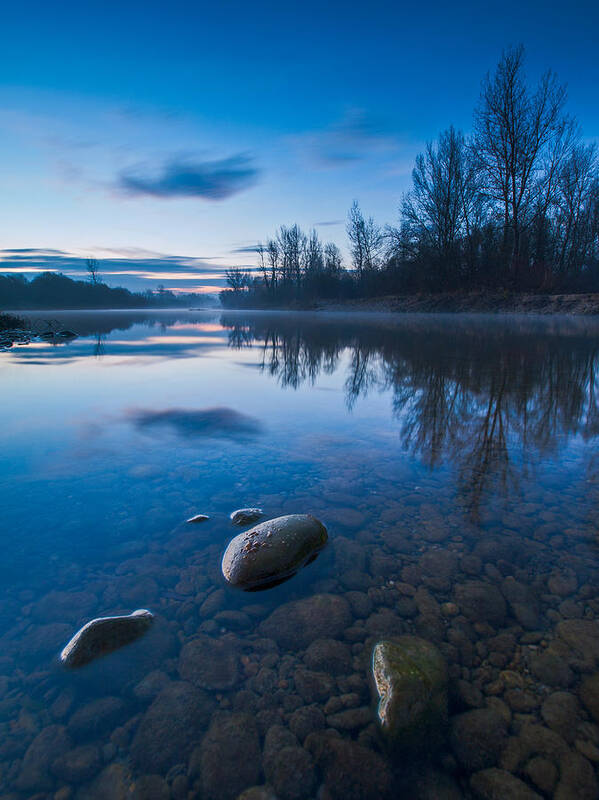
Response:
[2, 310, 599, 797]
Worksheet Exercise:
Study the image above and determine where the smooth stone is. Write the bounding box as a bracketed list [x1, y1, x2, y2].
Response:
[371, 636, 448, 751]
[222, 514, 327, 590]
[60, 609, 154, 668]
[187, 514, 210, 523]
[230, 508, 264, 525]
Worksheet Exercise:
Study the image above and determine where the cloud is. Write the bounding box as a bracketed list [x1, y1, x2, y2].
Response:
[117, 154, 260, 200]
[0, 248, 232, 286]
[314, 220, 343, 227]
[230, 245, 262, 254]
[126, 407, 263, 440]
[297, 110, 400, 168]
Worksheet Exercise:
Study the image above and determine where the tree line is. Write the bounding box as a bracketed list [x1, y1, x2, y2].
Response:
[0, 272, 210, 310]
[222, 46, 599, 307]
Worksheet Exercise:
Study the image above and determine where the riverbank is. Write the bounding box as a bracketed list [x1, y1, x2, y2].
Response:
[311, 292, 599, 315]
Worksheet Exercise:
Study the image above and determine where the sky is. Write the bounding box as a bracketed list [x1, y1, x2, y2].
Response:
[1, 0, 598, 294]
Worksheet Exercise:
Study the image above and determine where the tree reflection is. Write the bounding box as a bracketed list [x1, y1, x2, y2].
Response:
[223, 313, 599, 515]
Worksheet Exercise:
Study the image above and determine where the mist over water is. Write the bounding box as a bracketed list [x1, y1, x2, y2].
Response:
[1, 310, 599, 798]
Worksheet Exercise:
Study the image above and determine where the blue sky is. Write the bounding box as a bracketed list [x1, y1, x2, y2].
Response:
[1, 0, 598, 293]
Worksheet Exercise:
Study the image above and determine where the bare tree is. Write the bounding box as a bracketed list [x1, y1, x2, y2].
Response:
[305, 230, 324, 275]
[225, 267, 252, 291]
[324, 242, 343, 274]
[402, 126, 483, 282]
[473, 45, 567, 281]
[276, 224, 307, 288]
[346, 201, 385, 276]
[554, 143, 599, 275]
[86, 257, 100, 285]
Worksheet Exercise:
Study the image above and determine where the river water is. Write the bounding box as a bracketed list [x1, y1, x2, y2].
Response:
[1, 309, 598, 799]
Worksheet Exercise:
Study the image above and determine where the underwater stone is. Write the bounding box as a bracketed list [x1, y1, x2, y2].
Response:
[372, 636, 448, 751]
[230, 507, 264, 525]
[187, 513, 210, 523]
[222, 514, 328, 590]
[60, 609, 154, 668]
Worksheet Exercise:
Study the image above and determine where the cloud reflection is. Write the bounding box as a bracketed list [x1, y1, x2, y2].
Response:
[126, 406, 263, 441]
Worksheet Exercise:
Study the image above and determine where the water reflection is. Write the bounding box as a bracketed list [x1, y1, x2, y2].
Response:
[223, 313, 599, 514]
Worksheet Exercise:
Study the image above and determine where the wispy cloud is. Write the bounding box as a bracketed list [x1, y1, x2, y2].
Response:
[230, 244, 262, 254]
[297, 110, 401, 168]
[314, 220, 343, 227]
[117, 154, 260, 200]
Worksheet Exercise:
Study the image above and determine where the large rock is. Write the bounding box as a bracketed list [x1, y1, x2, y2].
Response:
[179, 635, 240, 690]
[260, 594, 351, 649]
[371, 636, 447, 751]
[199, 712, 262, 800]
[222, 514, 327, 590]
[130, 681, 214, 773]
[60, 609, 154, 668]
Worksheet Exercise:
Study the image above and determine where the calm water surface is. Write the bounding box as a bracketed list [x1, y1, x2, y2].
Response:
[1, 310, 599, 799]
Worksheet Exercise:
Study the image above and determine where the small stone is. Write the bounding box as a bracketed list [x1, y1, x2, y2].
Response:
[288, 705, 325, 742]
[304, 638, 352, 675]
[187, 514, 210, 523]
[541, 692, 580, 742]
[230, 508, 264, 525]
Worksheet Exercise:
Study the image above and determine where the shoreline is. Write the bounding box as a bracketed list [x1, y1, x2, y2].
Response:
[309, 292, 599, 315]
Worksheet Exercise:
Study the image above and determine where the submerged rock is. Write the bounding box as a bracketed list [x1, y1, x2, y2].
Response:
[222, 514, 328, 590]
[230, 507, 264, 525]
[260, 594, 351, 649]
[371, 636, 448, 751]
[60, 609, 154, 668]
[187, 513, 210, 523]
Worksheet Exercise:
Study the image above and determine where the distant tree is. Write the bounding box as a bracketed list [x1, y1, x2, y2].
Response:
[225, 267, 252, 291]
[346, 201, 385, 276]
[86, 257, 100, 285]
[276, 224, 308, 288]
[473, 45, 567, 281]
[305, 229, 324, 275]
[324, 242, 343, 274]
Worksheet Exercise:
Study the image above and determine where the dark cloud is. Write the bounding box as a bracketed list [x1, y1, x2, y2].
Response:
[126, 406, 263, 440]
[230, 245, 262, 254]
[117, 155, 260, 200]
[314, 220, 343, 227]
